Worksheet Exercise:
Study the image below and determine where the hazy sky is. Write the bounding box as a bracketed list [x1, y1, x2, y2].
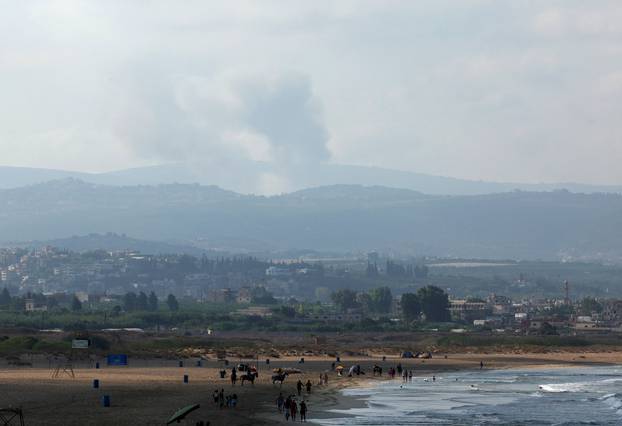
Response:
[1, 0, 622, 186]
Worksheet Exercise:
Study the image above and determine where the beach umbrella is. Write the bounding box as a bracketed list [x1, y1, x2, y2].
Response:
[166, 404, 200, 424]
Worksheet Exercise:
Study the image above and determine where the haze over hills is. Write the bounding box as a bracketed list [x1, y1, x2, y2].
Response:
[4, 233, 210, 256]
[2, 178, 622, 262]
[2, 163, 622, 196]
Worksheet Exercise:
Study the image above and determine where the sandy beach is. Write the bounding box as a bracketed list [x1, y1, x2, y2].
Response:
[1, 351, 622, 425]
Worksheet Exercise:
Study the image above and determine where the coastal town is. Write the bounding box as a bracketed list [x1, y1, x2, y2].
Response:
[2, 246, 622, 338]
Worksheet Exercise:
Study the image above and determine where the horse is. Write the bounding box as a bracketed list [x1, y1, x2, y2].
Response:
[240, 372, 257, 386]
[272, 372, 288, 386]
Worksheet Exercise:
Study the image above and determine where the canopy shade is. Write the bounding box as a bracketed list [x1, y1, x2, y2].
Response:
[166, 404, 200, 424]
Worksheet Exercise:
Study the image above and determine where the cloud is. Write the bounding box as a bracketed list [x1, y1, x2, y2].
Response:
[533, 4, 622, 38]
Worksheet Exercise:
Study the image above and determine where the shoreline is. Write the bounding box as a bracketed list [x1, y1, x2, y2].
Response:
[256, 351, 622, 425]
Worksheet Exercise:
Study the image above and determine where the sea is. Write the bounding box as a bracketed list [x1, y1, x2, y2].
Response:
[315, 366, 622, 425]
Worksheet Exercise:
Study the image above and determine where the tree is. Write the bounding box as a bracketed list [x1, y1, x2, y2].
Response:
[579, 297, 603, 315]
[123, 292, 137, 312]
[71, 296, 82, 312]
[539, 322, 559, 335]
[416, 286, 449, 322]
[148, 291, 158, 311]
[401, 293, 421, 322]
[11, 296, 25, 312]
[166, 294, 179, 311]
[47, 297, 59, 309]
[279, 306, 296, 318]
[137, 291, 149, 311]
[251, 287, 277, 304]
[356, 293, 373, 312]
[330, 289, 359, 311]
[0, 288, 11, 307]
[369, 287, 393, 313]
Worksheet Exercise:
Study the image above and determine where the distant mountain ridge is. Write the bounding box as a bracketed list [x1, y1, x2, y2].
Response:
[1, 179, 622, 262]
[1, 163, 621, 195]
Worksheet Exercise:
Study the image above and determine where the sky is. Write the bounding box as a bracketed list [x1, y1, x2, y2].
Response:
[1, 0, 622, 190]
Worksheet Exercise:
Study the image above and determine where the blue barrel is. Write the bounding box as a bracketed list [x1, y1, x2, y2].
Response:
[93, 379, 100, 389]
[102, 395, 110, 407]
[95, 362, 100, 369]
[183, 374, 189, 383]
[179, 360, 183, 367]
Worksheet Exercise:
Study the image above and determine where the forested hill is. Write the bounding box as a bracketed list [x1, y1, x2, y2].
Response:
[1, 179, 621, 261]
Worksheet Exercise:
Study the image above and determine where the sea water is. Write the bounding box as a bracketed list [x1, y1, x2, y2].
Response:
[316, 366, 622, 425]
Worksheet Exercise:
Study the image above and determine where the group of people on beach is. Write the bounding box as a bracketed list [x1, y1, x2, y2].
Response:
[273, 372, 323, 422]
[318, 372, 329, 385]
[401, 369, 414, 382]
[276, 392, 308, 422]
[296, 379, 313, 396]
[212, 388, 238, 408]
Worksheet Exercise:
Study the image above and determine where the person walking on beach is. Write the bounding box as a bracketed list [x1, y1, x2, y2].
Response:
[297, 380, 303, 396]
[480, 360, 484, 370]
[323, 372, 328, 385]
[306, 379, 312, 394]
[408, 370, 413, 382]
[290, 398, 298, 421]
[218, 388, 225, 409]
[231, 367, 237, 386]
[277, 392, 285, 413]
[213, 389, 219, 404]
[402, 369, 408, 382]
[397, 363, 402, 375]
[284, 396, 292, 421]
[300, 400, 307, 422]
